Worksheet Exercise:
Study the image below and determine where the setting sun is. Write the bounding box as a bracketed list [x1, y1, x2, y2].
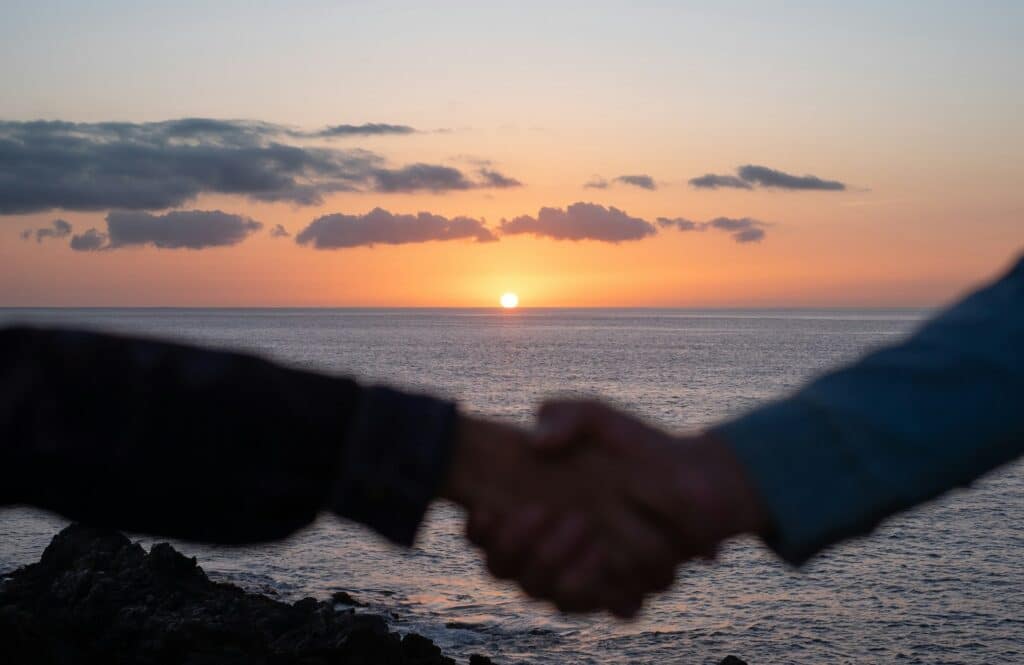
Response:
[500, 292, 519, 309]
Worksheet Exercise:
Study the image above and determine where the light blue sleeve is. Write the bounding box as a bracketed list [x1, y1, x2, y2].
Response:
[713, 255, 1024, 565]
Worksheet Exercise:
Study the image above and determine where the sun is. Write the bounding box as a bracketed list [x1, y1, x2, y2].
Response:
[499, 292, 519, 309]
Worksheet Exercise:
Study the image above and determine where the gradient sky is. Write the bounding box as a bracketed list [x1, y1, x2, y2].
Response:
[1, 1, 1021, 307]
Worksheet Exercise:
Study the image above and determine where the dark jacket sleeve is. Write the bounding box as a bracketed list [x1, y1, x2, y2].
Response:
[0, 326, 457, 547]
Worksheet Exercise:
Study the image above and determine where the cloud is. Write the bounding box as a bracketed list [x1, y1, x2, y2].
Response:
[688, 174, 753, 190]
[69, 228, 108, 251]
[304, 123, 415, 138]
[269, 223, 291, 238]
[370, 163, 522, 193]
[736, 165, 845, 191]
[707, 216, 768, 242]
[295, 208, 497, 249]
[499, 202, 657, 243]
[22, 218, 73, 242]
[371, 163, 474, 193]
[69, 210, 262, 251]
[0, 119, 520, 214]
[656, 217, 703, 232]
[689, 165, 845, 191]
[658, 215, 768, 243]
[477, 168, 522, 188]
[614, 174, 656, 190]
[733, 227, 766, 243]
[583, 175, 656, 190]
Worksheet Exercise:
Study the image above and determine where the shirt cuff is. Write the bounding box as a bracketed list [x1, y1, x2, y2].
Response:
[328, 386, 458, 546]
[712, 398, 888, 566]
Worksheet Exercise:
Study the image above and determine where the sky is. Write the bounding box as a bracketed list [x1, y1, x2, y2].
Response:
[1, 1, 1021, 307]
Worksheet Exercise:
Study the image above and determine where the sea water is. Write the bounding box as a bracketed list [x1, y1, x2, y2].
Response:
[1, 308, 1021, 664]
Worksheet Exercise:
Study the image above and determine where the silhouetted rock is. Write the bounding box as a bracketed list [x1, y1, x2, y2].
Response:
[0, 524, 479, 664]
[331, 590, 368, 607]
[720, 656, 749, 665]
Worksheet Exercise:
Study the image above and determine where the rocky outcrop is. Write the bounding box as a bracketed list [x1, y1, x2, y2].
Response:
[0, 524, 748, 665]
[0, 524, 490, 664]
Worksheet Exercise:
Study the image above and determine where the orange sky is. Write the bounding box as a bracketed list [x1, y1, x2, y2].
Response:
[3, 177, 1018, 308]
[1, 4, 1021, 307]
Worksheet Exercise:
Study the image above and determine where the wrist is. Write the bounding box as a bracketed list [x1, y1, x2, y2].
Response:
[440, 414, 522, 508]
[676, 432, 772, 541]
[440, 414, 482, 506]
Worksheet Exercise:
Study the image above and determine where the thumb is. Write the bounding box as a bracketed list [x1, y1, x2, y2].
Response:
[533, 400, 598, 452]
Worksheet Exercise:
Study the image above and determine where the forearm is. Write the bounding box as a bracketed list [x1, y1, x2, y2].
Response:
[713, 255, 1024, 564]
[0, 327, 456, 546]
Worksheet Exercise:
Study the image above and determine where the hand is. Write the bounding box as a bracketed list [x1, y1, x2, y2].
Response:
[533, 400, 769, 558]
[463, 401, 770, 617]
[441, 414, 683, 616]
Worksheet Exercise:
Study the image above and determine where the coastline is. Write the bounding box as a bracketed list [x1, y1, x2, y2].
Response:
[0, 524, 497, 665]
[0, 524, 750, 665]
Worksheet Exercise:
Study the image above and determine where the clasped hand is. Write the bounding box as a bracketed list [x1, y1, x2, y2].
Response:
[442, 401, 768, 618]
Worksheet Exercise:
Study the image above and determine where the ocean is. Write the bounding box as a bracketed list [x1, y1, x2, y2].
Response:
[1, 308, 1021, 664]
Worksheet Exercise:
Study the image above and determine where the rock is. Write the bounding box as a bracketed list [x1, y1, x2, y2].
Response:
[0, 523, 491, 665]
[444, 620, 486, 631]
[401, 633, 455, 664]
[332, 590, 368, 607]
[469, 656, 495, 665]
[720, 656, 749, 665]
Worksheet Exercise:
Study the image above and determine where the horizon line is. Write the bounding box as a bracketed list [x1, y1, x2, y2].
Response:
[0, 305, 934, 311]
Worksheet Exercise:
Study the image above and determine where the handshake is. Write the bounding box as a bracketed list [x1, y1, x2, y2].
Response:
[441, 400, 771, 618]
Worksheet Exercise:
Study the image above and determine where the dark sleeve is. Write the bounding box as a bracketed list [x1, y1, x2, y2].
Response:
[0, 326, 457, 546]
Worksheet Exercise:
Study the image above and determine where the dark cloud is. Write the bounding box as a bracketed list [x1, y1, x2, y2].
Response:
[0, 119, 519, 214]
[689, 165, 845, 191]
[733, 227, 766, 243]
[706, 216, 756, 232]
[737, 165, 846, 191]
[707, 216, 768, 243]
[656, 217, 703, 232]
[269, 223, 291, 238]
[658, 215, 768, 243]
[22, 218, 73, 242]
[583, 175, 656, 190]
[688, 174, 753, 190]
[305, 123, 415, 138]
[477, 168, 523, 188]
[69, 228, 109, 251]
[614, 174, 657, 190]
[0, 120, 377, 211]
[499, 202, 657, 243]
[371, 164, 474, 193]
[295, 208, 497, 249]
[68, 210, 262, 251]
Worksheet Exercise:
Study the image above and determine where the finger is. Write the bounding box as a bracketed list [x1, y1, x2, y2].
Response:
[609, 594, 643, 620]
[603, 504, 679, 594]
[601, 555, 672, 619]
[527, 513, 592, 572]
[465, 507, 496, 547]
[535, 399, 622, 451]
[550, 544, 607, 612]
[534, 400, 593, 452]
[484, 505, 551, 580]
[515, 513, 592, 598]
[700, 543, 720, 561]
[595, 550, 647, 620]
